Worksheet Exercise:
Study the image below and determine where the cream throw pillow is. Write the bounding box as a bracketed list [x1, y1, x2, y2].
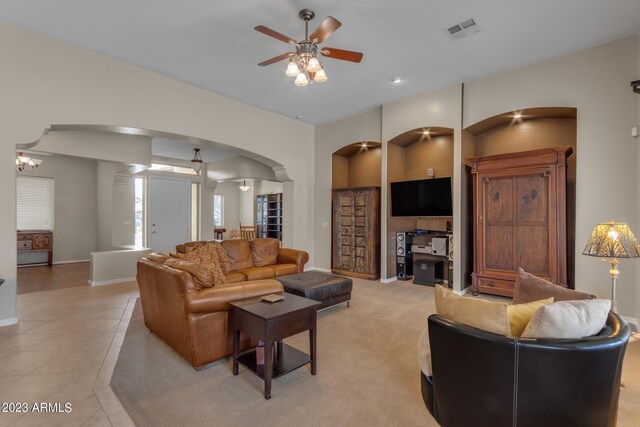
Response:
[521, 299, 611, 339]
[434, 285, 511, 336]
[507, 297, 554, 337]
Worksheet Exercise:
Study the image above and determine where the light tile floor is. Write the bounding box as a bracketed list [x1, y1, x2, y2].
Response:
[0, 282, 139, 427]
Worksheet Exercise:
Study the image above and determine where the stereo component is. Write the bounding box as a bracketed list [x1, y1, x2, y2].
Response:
[432, 237, 447, 256]
[396, 232, 414, 280]
[412, 244, 432, 255]
[448, 234, 454, 261]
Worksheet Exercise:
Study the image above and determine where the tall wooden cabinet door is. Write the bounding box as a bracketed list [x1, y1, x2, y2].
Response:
[332, 191, 354, 271]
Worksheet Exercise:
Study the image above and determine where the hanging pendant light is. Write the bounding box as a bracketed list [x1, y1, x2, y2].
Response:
[239, 180, 250, 192]
[191, 148, 203, 175]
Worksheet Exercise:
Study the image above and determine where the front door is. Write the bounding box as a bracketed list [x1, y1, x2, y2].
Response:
[148, 176, 191, 253]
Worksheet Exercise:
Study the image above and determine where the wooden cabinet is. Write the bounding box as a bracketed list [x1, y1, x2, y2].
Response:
[331, 187, 380, 280]
[469, 147, 572, 297]
[256, 193, 283, 241]
[17, 230, 53, 266]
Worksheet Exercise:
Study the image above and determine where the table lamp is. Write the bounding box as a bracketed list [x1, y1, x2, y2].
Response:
[582, 220, 640, 311]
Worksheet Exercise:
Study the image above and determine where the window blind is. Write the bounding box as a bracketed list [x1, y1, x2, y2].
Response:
[17, 176, 54, 230]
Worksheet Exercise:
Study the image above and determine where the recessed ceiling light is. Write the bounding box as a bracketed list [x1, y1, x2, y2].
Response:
[391, 77, 404, 84]
[296, 115, 303, 120]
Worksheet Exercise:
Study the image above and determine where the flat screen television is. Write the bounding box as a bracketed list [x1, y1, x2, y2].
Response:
[391, 177, 453, 217]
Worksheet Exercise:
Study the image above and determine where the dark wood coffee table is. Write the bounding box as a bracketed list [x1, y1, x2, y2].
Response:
[230, 293, 321, 399]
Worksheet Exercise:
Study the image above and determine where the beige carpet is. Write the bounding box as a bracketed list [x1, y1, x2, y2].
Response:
[111, 279, 640, 427]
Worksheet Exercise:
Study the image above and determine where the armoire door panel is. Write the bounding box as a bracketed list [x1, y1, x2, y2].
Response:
[516, 175, 548, 223]
[485, 178, 514, 223]
[516, 225, 548, 274]
[484, 226, 514, 271]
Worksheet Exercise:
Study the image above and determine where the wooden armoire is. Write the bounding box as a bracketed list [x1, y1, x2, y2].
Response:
[469, 146, 573, 297]
[332, 187, 381, 280]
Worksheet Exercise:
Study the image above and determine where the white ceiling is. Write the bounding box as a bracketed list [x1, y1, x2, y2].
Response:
[1, 1, 639, 125]
[152, 137, 238, 163]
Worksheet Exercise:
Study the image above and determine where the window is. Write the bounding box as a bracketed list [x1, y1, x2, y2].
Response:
[17, 176, 54, 230]
[134, 177, 145, 247]
[213, 194, 223, 227]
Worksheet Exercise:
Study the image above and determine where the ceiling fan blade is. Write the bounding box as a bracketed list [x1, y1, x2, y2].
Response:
[258, 52, 293, 66]
[320, 47, 364, 63]
[254, 25, 297, 45]
[309, 16, 341, 44]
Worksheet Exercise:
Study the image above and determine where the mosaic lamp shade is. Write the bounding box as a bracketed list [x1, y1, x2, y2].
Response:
[582, 221, 640, 259]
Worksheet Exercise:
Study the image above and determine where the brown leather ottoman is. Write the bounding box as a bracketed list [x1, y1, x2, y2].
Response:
[275, 271, 352, 310]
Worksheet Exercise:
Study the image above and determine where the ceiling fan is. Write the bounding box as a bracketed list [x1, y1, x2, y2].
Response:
[255, 9, 364, 86]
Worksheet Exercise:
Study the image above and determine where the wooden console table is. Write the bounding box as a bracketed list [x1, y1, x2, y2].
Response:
[17, 230, 53, 266]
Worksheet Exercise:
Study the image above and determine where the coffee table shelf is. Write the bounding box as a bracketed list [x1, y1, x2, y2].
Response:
[237, 343, 311, 380]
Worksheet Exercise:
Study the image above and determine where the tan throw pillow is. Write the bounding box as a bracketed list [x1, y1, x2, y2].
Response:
[435, 285, 511, 336]
[507, 297, 554, 337]
[249, 238, 280, 267]
[174, 243, 227, 286]
[164, 258, 215, 289]
[513, 268, 595, 304]
[521, 299, 611, 339]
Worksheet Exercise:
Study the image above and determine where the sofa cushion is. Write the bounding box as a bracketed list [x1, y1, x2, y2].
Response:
[250, 238, 280, 267]
[221, 240, 254, 271]
[513, 267, 595, 304]
[237, 267, 276, 281]
[269, 263, 298, 277]
[417, 328, 432, 376]
[435, 285, 511, 336]
[174, 242, 227, 286]
[507, 297, 554, 337]
[164, 258, 216, 289]
[521, 299, 611, 339]
[146, 253, 170, 264]
[225, 271, 246, 284]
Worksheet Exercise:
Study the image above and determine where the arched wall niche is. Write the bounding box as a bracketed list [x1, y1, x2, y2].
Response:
[331, 141, 382, 189]
[463, 106, 578, 287]
[386, 126, 454, 278]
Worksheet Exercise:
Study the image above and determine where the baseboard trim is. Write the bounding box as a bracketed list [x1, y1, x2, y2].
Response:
[89, 277, 136, 286]
[453, 286, 472, 296]
[622, 316, 639, 332]
[53, 259, 90, 265]
[0, 317, 19, 327]
[308, 267, 332, 273]
[380, 276, 397, 284]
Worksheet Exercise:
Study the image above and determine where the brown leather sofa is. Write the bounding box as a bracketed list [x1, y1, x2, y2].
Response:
[136, 253, 284, 369]
[176, 238, 309, 283]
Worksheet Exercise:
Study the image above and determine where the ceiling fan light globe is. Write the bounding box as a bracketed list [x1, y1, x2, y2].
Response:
[314, 68, 327, 82]
[285, 60, 299, 77]
[307, 57, 321, 72]
[294, 72, 309, 86]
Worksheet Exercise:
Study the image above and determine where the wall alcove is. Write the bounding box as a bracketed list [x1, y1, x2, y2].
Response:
[331, 142, 382, 279]
[463, 107, 578, 290]
[386, 127, 454, 279]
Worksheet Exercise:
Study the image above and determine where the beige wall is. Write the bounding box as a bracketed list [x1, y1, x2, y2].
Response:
[0, 21, 314, 325]
[404, 135, 454, 180]
[347, 147, 382, 187]
[464, 35, 640, 317]
[331, 155, 349, 189]
[17, 154, 97, 262]
[314, 108, 383, 271]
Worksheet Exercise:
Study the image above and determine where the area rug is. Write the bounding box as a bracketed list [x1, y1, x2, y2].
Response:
[110, 278, 439, 427]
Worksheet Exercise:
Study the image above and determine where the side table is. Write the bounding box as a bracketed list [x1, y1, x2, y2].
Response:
[230, 293, 321, 399]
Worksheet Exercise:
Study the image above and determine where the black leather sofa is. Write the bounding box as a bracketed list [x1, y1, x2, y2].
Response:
[421, 312, 630, 427]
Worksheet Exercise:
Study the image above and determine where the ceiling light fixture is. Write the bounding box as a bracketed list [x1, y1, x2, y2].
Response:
[513, 112, 523, 119]
[191, 148, 203, 175]
[239, 180, 251, 192]
[392, 77, 404, 84]
[16, 152, 42, 172]
[256, 9, 364, 87]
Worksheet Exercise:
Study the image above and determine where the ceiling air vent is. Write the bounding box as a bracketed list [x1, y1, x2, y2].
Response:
[444, 18, 481, 41]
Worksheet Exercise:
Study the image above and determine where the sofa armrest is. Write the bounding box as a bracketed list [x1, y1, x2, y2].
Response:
[187, 279, 283, 314]
[277, 248, 309, 273]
